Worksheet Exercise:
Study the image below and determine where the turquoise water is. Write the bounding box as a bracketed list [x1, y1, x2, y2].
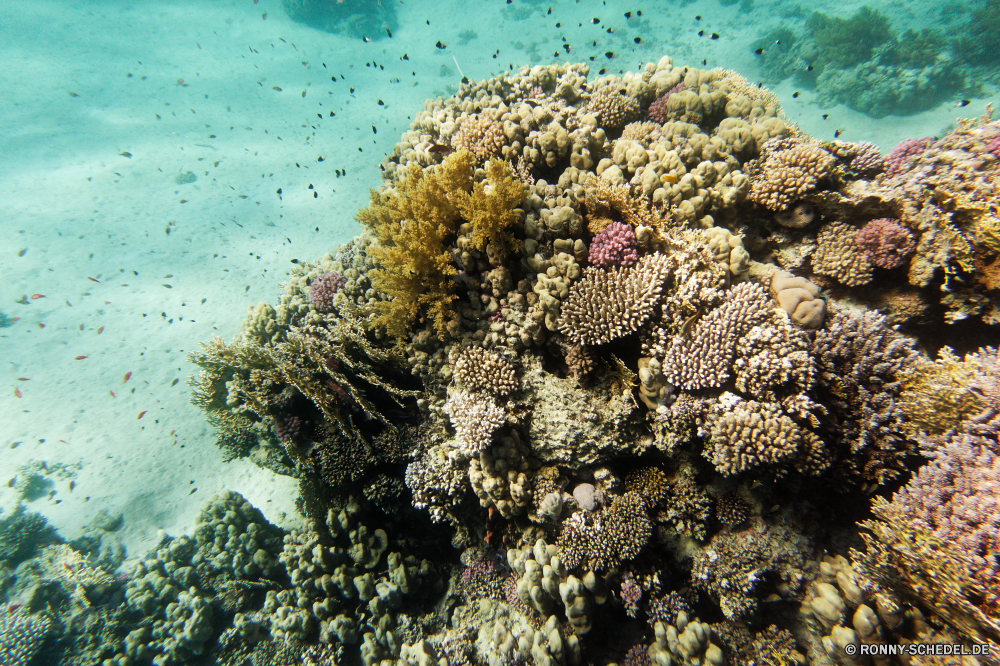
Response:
[2, 0, 999, 663]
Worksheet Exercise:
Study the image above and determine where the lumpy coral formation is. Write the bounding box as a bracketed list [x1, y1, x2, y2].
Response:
[19, 55, 999, 666]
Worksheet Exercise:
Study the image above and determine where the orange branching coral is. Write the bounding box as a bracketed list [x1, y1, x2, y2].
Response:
[455, 158, 526, 264]
[356, 150, 476, 342]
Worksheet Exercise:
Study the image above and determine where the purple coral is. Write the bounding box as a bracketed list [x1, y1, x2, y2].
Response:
[855, 218, 916, 269]
[275, 414, 301, 442]
[896, 433, 1000, 610]
[647, 82, 686, 124]
[883, 137, 934, 177]
[308, 271, 346, 312]
[588, 221, 639, 268]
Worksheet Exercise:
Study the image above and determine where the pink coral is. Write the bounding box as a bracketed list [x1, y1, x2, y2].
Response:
[899, 433, 1000, 612]
[308, 271, 346, 312]
[883, 137, 934, 177]
[647, 82, 686, 124]
[588, 221, 639, 268]
[855, 218, 916, 269]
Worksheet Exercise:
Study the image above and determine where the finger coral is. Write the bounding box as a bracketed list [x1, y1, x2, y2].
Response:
[557, 253, 673, 345]
[812, 220, 874, 286]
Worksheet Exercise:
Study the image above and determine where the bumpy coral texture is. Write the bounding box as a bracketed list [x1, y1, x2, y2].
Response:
[445, 391, 506, 456]
[557, 492, 651, 572]
[747, 138, 836, 211]
[646, 83, 687, 124]
[558, 253, 672, 345]
[897, 433, 1000, 615]
[882, 136, 933, 177]
[702, 392, 828, 476]
[0, 608, 50, 666]
[451, 347, 518, 397]
[307, 271, 346, 313]
[452, 113, 507, 163]
[828, 140, 884, 174]
[588, 88, 641, 130]
[588, 221, 639, 268]
[659, 283, 773, 390]
[855, 218, 916, 270]
[812, 221, 874, 286]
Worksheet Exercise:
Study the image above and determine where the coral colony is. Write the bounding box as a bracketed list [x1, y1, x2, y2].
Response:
[5, 56, 1000, 666]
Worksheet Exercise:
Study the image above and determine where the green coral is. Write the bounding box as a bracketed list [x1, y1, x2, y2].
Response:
[808, 6, 894, 69]
[356, 150, 476, 342]
[953, 0, 1000, 66]
[887, 28, 945, 69]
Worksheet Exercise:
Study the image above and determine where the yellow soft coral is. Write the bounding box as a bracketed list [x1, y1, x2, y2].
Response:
[455, 158, 526, 264]
[356, 151, 476, 342]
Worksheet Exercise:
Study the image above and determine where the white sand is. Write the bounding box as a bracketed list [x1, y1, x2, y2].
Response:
[1, 0, 996, 562]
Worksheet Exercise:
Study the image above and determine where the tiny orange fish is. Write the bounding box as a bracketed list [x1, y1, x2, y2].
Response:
[10, 317, 19, 323]
[137, 411, 147, 419]
[75, 355, 89, 360]
[97, 326, 105, 334]
[88, 277, 101, 283]
[170, 429, 176, 436]
[31, 294, 45, 299]
[110, 390, 116, 398]
[124, 371, 132, 383]
[14, 387, 22, 398]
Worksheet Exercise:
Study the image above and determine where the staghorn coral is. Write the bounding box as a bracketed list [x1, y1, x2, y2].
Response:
[557, 253, 672, 346]
[747, 137, 836, 211]
[445, 391, 507, 457]
[813, 221, 874, 286]
[450, 346, 518, 397]
[855, 218, 916, 270]
[658, 282, 773, 390]
[557, 492, 651, 572]
[356, 150, 476, 341]
[812, 307, 918, 486]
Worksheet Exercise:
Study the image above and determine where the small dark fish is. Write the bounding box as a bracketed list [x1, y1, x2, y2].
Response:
[350, 87, 355, 93]
[605, 51, 615, 58]
[402, 53, 409, 60]
[711, 32, 719, 39]
[435, 41, 447, 49]
[599, 68, 607, 75]
[958, 99, 971, 107]
[822, 114, 829, 120]
[548, 7, 552, 14]
[807, 65, 814, 71]
[386, 28, 392, 37]
[363, 36, 371, 42]
[634, 37, 641, 44]
[637, 10, 641, 15]
[834, 129, 842, 138]
[377, 99, 384, 105]
[119, 151, 132, 158]
[372, 125, 377, 134]
[429, 144, 453, 155]
[624, 11, 631, 17]
[792, 91, 799, 98]
[698, 30, 704, 36]
[606, 27, 614, 33]
[18, 249, 26, 257]
[69, 92, 79, 97]
[702, 58, 707, 65]
[695, 15, 701, 20]
[754, 48, 764, 55]
[591, 17, 600, 23]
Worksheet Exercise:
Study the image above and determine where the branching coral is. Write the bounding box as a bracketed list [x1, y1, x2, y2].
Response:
[454, 158, 526, 264]
[356, 150, 476, 341]
[557, 492, 652, 572]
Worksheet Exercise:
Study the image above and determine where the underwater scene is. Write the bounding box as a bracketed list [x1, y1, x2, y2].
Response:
[2, 0, 1000, 663]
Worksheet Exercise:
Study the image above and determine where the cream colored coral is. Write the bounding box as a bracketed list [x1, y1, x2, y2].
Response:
[587, 89, 640, 130]
[451, 346, 518, 397]
[812, 221, 873, 287]
[451, 113, 506, 162]
[445, 390, 506, 456]
[747, 138, 836, 211]
[557, 253, 672, 345]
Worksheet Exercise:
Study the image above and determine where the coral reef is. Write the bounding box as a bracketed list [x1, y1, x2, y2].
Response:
[158, 55, 1000, 666]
